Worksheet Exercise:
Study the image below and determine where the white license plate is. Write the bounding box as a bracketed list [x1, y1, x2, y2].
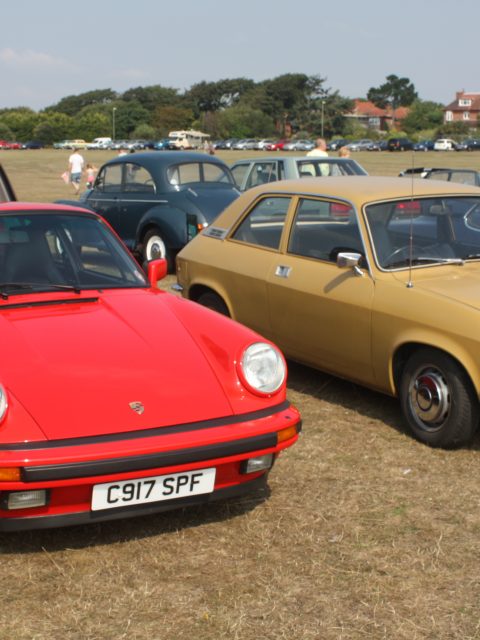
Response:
[91, 468, 216, 511]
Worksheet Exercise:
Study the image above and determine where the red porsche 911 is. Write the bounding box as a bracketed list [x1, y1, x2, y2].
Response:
[0, 202, 301, 530]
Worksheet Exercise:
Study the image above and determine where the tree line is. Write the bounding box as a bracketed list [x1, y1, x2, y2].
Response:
[0, 74, 470, 145]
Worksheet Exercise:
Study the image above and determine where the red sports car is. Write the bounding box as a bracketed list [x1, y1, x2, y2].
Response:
[0, 202, 301, 530]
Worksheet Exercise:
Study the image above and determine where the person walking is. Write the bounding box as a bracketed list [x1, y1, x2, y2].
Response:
[68, 147, 85, 195]
[85, 163, 98, 189]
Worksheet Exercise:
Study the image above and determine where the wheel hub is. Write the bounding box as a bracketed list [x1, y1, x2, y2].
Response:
[410, 369, 450, 427]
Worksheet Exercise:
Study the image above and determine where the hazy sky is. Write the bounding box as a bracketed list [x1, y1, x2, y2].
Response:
[1, 0, 478, 110]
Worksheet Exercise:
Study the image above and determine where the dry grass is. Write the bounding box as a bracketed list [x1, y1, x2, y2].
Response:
[1, 149, 480, 639]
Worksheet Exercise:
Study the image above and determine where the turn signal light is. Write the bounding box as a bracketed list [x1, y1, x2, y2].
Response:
[0, 467, 21, 482]
[277, 425, 298, 444]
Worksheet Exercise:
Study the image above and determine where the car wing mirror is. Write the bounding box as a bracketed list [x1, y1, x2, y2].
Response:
[147, 258, 168, 285]
[337, 252, 364, 277]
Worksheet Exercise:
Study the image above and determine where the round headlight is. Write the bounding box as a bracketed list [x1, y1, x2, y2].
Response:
[0, 384, 8, 422]
[239, 342, 286, 396]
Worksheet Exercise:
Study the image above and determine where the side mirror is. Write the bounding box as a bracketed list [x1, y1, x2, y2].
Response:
[337, 252, 364, 277]
[147, 258, 168, 286]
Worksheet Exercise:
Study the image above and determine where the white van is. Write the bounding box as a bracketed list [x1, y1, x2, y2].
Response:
[88, 137, 113, 150]
[168, 130, 210, 150]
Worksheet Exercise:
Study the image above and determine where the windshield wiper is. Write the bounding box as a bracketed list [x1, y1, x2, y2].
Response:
[385, 256, 465, 269]
[0, 282, 82, 300]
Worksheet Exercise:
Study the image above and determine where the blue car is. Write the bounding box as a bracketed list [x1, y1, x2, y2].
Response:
[58, 152, 239, 270]
[413, 140, 434, 151]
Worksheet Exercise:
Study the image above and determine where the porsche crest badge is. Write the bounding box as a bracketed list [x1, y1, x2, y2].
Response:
[129, 401, 145, 415]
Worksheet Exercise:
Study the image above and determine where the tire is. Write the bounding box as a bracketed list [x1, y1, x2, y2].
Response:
[142, 229, 172, 272]
[197, 292, 230, 316]
[399, 348, 479, 448]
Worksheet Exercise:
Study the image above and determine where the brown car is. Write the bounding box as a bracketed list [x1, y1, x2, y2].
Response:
[176, 176, 480, 448]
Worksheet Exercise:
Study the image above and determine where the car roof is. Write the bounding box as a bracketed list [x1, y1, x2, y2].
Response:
[231, 156, 358, 165]
[243, 176, 480, 202]
[108, 151, 228, 168]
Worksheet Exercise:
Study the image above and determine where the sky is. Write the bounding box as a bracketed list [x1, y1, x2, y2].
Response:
[1, 0, 478, 111]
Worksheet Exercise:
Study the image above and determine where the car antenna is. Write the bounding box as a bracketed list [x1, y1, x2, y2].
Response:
[406, 151, 415, 289]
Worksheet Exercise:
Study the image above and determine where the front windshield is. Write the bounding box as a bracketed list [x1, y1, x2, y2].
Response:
[365, 196, 480, 269]
[0, 212, 147, 296]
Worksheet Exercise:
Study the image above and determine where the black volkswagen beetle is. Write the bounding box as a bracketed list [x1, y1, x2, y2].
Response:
[59, 152, 240, 270]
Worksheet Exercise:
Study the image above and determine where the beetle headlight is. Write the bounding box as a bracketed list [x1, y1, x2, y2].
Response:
[0, 385, 8, 422]
[238, 342, 286, 396]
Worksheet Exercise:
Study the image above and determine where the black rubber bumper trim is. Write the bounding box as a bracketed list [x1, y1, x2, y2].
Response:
[22, 433, 278, 482]
[2, 400, 291, 451]
[0, 474, 268, 532]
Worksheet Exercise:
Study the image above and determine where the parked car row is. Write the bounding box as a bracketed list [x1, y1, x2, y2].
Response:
[0, 140, 44, 150]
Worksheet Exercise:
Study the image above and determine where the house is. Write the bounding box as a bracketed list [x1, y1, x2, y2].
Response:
[345, 100, 409, 132]
[443, 91, 480, 126]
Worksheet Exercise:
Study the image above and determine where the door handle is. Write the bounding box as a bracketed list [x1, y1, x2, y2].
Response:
[275, 265, 292, 278]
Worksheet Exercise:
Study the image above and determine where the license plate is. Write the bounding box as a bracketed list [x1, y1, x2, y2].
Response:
[91, 468, 216, 511]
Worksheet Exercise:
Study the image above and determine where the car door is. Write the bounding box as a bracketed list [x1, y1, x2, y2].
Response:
[225, 195, 292, 338]
[265, 196, 376, 385]
[86, 162, 156, 250]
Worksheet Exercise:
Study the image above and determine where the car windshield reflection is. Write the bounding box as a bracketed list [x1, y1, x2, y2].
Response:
[0, 211, 147, 296]
[365, 196, 480, 269]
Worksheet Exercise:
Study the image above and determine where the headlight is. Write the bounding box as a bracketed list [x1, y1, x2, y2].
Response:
[238, 342, 286, 396]
[0, 384, 8, 422]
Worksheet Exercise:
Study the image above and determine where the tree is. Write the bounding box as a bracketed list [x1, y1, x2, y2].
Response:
[216, 105, 275, 138]
[402, 100, 444, 134]
[152, 106, 195, 136]
[122, 86, 182, 113]
[368, 74, 418, 131]
[47, 90, 118, 116]
[368, 74, 418, 109]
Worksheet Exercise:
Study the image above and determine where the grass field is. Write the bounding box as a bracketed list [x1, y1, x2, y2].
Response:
[1, 148, 480, 639]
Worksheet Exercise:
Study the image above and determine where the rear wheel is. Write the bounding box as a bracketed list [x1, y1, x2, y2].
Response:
[399, 348, 479, 448]
[197, 292, 230, 316]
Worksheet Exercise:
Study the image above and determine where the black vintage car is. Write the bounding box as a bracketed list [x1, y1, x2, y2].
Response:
[58, 152, 239, 270]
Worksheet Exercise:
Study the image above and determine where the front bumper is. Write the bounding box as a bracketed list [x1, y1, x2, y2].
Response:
[0, 401, 301, 530]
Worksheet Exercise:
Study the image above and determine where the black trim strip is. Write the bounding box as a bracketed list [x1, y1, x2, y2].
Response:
[1, 401, 291, 451]
[0, 474, 268, 531]
[0, 297, 99, 310]
[22, 433, 278, 482]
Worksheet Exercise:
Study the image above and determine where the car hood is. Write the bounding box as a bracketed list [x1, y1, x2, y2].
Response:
[183, 185, 239, 222]
[0, 290, 238, 441]
[394, 265, 480, 311]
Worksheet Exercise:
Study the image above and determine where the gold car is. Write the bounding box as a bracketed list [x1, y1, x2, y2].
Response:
[176, 176, 480, 448]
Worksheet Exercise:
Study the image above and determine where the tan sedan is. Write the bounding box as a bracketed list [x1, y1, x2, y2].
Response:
[176, 176, 480, 448]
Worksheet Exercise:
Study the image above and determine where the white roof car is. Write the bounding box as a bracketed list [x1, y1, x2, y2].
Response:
[434, 138, 457, 151]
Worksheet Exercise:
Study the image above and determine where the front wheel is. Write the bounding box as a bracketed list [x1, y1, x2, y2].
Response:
[142, 229, 172, 272]
[399, 348, 479, 448]
[197, 292, 230, 316]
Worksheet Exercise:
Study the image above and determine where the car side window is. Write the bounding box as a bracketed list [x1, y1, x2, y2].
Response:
[245, 162, 278, 190]
[231, 164, 249, 189]
[97, 164, 122, 193]
[288, 197, 363, 262]
[232, 196, 291, 249]
[124, 165, 155, 193]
